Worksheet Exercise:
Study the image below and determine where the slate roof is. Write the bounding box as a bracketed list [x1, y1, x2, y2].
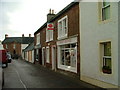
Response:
[2, 37, 34, 44]
[23, 42, 34, 52]
[34, 2, 79, 35]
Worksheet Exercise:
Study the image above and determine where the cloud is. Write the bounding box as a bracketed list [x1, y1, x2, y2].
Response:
[0, 0, 73, 41]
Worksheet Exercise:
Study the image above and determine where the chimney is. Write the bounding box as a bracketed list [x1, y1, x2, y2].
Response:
[5, 34, 8, 38]
[22, 34, 24, 37]
[29, 34, 31, 37]
[47, 9, 55, 21]
[52, 10, 54, 14]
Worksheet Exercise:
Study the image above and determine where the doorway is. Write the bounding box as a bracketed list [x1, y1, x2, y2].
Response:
[52, 46, 56, 71]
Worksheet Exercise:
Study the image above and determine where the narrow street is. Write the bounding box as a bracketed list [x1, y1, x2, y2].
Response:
[3, 59, 103, 89]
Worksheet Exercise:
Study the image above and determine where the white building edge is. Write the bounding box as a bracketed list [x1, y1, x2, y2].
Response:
[80, 1, 120, 88]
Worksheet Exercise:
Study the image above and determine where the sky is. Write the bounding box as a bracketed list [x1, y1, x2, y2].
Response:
[0, 0, 74, 41]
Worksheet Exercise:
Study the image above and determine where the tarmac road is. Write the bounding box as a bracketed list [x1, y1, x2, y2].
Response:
[2, 59, 104, 89]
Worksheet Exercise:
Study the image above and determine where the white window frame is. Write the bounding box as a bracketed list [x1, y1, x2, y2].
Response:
[13, 43, 16, 49]
[101, 0, 110, 21]
[46, 29, 53, 42]
[36, 33, 40, 45]
[58, 15, 68, 40]
[46, 46, 50, 63]
[100, 41, 112, 74]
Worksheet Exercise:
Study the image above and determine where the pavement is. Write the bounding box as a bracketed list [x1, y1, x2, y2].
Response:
[2, 59, 105, 89]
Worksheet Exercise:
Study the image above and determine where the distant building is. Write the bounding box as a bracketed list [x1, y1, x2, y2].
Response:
[22, 42, 34, 63]
[0, 40, 4, 50]
[2, 34, 34, 59]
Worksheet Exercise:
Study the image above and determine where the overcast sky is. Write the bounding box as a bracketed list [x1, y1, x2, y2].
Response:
[0, 0, 74, 41]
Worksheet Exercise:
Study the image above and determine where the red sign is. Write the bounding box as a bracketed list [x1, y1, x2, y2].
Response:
[47, 23, 54, 30]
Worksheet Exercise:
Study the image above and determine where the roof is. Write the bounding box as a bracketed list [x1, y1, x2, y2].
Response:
[23, 42, 34, 52]
[34, 2, 79, 35]
[2, 37, 34, 44]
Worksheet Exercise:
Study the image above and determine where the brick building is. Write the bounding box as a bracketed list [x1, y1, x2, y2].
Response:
[2, 34, 34, 59]
[34, 2, 80, 77]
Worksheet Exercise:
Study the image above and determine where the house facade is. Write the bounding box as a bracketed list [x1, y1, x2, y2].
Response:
[23, 43, 34, 63]
[80, 1, 120, 88]
[2, 34, 34, 59]
[34, 2, 80, 77]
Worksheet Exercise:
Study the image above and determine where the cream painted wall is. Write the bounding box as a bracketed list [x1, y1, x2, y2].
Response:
[80, 2, 118, 88]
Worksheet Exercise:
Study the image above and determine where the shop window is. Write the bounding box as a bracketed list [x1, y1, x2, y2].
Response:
[100, 41, 112, 74]
[60, 43, 77, 68]
[58, 16, 68, 39]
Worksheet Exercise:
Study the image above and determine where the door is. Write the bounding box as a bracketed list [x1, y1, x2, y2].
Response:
[42, 47, 46, 66]
[52, 46, 56, 70]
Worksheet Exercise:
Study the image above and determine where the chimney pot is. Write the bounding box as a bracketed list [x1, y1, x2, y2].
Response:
[22, 34, 24, 37]
[49, 9, 51, 14]
[29, 34, 31, 37]
[5, 34, 8, 38]
[52, 10, 54, 14]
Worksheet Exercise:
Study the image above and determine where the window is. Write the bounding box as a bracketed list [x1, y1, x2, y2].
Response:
[58, 16, 68, 39]
[6, 44, 8, 49]
[36, 33, 40, 45]
[60, 43, 77, 68]
[100, 41, 112, 74]
[46, 47, 50, 63]
[13, 44, 16, 49]
[100, 0, 110, 21]
[46, 29, 53, 42]
[102, 1, 110, 21]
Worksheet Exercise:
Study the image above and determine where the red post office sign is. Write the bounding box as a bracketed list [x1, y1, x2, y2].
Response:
[47, 23, 54, 30]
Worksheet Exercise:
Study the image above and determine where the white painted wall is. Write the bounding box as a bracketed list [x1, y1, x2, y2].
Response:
[25, 52, 28, 61]
[118, 2, 120, 87]
[31, 50, 34, 63]
[21, 44, 28, 50]
[80, 2, 118, 88]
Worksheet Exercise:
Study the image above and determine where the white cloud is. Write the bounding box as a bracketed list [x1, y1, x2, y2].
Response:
[0, 0, 73, 40]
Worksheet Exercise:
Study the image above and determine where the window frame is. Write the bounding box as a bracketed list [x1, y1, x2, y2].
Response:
[46, 28, 53, 42]
[98, 0, 111, 22]
[58, 15, 68, 40]
[36, 33, 40, 45]
[102, 1, 110, 21]
[100, 41, 112, 74]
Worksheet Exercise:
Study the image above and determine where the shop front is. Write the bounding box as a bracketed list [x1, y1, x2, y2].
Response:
[57, 37, 77, 73]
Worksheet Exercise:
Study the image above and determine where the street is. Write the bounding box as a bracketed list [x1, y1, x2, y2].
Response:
[3, 59, 103, 89]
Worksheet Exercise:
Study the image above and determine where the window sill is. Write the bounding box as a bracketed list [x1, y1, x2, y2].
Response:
[98, 18, 112, 24]
[57, 36, 68, 40]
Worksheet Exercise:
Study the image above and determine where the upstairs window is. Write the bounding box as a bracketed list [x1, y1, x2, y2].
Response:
[102, 1, 110, 21]
[46, 29, 53, 42]
[58, 16, 68, 39]
[36, 33, 40, 45]
[98, 0, 110, 21]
